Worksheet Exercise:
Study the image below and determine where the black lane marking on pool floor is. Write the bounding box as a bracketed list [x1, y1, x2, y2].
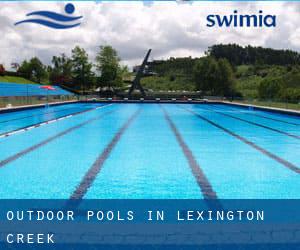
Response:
[0, 109, 116, 168]
[251, 113, 300, 126]
[180, 106, 300, 174]
[0, 104, 109, 138]
[213, 105, 300, 126]
[203, 106, 300, 140]
[70, 109, 141, 200]
[0, 104, 90, 124]
[160, 105, 219, 201]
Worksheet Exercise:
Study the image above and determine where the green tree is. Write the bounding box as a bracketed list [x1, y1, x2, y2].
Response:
[258, 78, 283, 99]
[18, 58, 47, 83]
[18, 60, 32, 79]
[71, 46, 94, 91]
[29, 57, 47, 83]
[50, 54, 73, 85]
[280, 88, 300, 102]
[193, 57, 218, 94]
[215, 58, 235, 96]
[208, 44, 300, 66]
[95, 45, 122, 88]
[193, 57, 235, 96]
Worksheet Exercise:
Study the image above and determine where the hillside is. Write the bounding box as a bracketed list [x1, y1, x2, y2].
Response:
[141, 45, 300, 105]
[143, 57, 197, 91]
[141, 75, 195, 91]
[235, 64, 300, 102]
[0, 76, 37, 84]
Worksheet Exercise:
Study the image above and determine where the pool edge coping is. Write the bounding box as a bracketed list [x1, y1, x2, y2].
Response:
[223, 101, 300, 117]
[0, 99, 299, 117]
[0, 100, 79, 114]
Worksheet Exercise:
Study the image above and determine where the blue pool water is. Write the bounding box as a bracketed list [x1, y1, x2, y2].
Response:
[0, 103, 298, 199]
[0, 103, 103, 136]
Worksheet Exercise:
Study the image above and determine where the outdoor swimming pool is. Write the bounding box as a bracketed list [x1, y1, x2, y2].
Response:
[0, 103, 299, 199]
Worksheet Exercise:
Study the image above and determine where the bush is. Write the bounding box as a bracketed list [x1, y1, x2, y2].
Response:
[0, 64, 5, 76]
[258, 76, 300, 102]
[258, 78, 283, 99]
[279, 88, 300, 103]
[169, 75, 176, 82]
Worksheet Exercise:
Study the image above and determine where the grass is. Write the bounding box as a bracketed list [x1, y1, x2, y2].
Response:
[0, 76, 37, 84]
[141, 75, 195, 91]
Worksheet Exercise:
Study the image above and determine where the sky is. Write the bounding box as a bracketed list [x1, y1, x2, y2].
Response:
[0, 1, 300, 70]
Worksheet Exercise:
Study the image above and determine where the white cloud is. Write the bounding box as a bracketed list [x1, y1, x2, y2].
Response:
[0, 1, 300, 70]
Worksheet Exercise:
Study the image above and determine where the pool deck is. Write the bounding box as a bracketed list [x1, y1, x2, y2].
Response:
[223, 101, 300, 117]
[0, 99, 299, 117]
[0, 100, 78, 114]
[82, 99, 300, 116]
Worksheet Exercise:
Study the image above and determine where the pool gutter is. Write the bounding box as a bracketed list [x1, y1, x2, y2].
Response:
[80, 99, 300, 117]
[0, 99, 299, 117]
[222, 101, 300, 117]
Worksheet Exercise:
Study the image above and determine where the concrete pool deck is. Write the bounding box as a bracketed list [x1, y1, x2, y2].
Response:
[223, 101, 300, 117]
[0, 100, 79, 114]
[0, 99, 299, 117]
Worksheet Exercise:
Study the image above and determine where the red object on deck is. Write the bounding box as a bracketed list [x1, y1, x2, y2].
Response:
[40, 85, 55, 90]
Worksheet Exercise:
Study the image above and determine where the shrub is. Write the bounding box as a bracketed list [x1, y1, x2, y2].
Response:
[169, 75, 176, 82]
[279, 88, 300, 103]
[258, 78, 283, 99]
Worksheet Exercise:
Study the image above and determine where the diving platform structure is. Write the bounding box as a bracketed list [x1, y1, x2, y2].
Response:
[128, 49, 152, 98]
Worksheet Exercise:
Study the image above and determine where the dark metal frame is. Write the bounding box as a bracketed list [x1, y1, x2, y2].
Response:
[128, 49, 152, 98]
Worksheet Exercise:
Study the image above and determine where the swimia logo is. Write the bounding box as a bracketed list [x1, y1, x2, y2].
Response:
[15, 3, 82, 29]
[206, 10, 276, 28]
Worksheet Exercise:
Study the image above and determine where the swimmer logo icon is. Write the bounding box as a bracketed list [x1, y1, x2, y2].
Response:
[15, 3, 82, 29]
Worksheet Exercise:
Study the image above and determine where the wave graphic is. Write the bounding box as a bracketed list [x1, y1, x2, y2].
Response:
[14, 5, 82, 29]
[26, 11, 82, 22]
[14, 19, 81, 29]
